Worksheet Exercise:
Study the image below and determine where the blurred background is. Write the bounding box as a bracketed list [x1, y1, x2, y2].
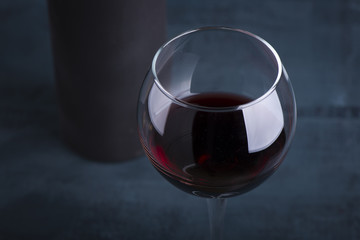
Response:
[0, 0, 359, 239]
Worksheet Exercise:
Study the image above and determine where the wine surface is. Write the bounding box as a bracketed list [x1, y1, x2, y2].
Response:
[145, 92, 286, 198]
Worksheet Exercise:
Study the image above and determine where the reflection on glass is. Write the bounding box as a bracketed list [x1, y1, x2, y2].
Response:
[243, 90, 284, 153]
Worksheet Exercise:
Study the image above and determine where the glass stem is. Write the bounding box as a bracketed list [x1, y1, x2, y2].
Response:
[207, 198, 227, 240]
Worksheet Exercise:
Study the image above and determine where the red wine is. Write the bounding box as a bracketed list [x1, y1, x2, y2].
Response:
[144, 92, 286, 198]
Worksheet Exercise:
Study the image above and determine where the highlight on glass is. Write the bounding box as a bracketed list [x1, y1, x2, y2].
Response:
[137, 26, 296, 240]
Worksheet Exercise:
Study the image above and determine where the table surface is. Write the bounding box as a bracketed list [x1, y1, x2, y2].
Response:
[1, 0, 360, 239]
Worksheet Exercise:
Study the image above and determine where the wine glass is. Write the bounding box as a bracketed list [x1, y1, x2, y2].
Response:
[137, 26, 296, 240]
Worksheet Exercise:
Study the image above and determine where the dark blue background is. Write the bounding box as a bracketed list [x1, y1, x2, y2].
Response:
[1, 0, 360, 239]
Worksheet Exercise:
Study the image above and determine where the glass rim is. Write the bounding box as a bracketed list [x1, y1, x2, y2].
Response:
[151, 26, 283, 111]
